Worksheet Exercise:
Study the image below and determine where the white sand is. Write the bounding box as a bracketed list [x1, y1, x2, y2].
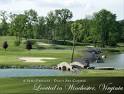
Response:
[18, 57, 57, 63]
[37, 42, 52, 46]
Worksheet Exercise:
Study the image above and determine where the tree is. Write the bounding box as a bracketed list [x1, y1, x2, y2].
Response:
[93, 9, 118, 47]
[10, 14, 27, 44]
[26, 40, 32, 50]
[55, 9, 73, 42]
[24, 9, 38, 39]
[75, 19, 91, 42]
[46, 11, 57, 41]
[0, 11, 9, 35]
[8, 13, 17, 36]
[34, 16, 46, 39]
[0, 8, 122, 48]
[118, 20, 124, 42]
[3, 41, 8, 51]
[71, 22, 82, 62]
[89, 19, 99, 47]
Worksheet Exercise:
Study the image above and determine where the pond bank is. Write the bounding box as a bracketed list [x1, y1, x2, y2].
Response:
[0, 69, 123, 78]
[74, 47, 124, 69]
[0, 69, 79, 78]
[91, 53, 124, 69]
[0, 65, 53, 69]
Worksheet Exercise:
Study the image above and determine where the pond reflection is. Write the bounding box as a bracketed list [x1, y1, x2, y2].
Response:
[91, 54, 124, 69]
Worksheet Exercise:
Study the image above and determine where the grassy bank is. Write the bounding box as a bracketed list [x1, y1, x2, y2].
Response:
[79, 69, 124, 77]
[0, 75, 124, 94]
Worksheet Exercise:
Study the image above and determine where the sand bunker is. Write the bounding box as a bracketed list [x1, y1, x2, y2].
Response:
[37, 42, 52, 46]
[19, 57, 57, 63]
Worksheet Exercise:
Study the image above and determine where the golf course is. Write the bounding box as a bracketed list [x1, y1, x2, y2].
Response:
[0, 36, 124, 75]
[0, 1, 124, 93]
[0, 35, 124, 94]
[0, 36, 79, 67]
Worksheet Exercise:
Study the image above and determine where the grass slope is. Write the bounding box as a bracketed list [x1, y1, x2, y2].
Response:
[80, 69, 124, 77]
[0, 36, 80, 67]
[0, 76, 124, 94]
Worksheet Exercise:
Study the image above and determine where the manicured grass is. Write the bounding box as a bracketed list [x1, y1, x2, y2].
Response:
[0, 36, 80, 67]
[1, 36, 123, 67]
[0, 36, 124, 94]
[0, 49, 76, 66]
[79, 69, 124, 77]
[0, 36, 124, 75]
[0, 75, 124, 94]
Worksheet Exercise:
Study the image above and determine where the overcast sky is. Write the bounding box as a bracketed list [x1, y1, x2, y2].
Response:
[0, 0, 124, 20]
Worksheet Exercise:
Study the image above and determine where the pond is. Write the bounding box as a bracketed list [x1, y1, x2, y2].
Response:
[0, 54, 124, 77]
[0, 69, 77, 78]
[91, 54, 124, 69]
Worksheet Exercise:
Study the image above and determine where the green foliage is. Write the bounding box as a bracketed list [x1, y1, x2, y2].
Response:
[34, 16, 46, 39]
[102, 48, 120, 52]
[75, 19, 91, 42]
[46, 9, 73, 41]
[26, 40, 32, 50]
[83, 36, 93, 43]
[46, 11, 57, 40]
[50, 40, 87, 46]
[0, 11, 9, 35]
[119, 20, 124, 42]
[10, 14, 27, 43]
[14, 40, 21, 46]
[24, 39, 37, 45]
[0, 36, 78, 67]
[0, 9, 123, 47]
[71, 22, 83, 62]
[93, 9, 118, 47]
[3, 41, 8, 50]
[24, 9, 38, 39]
[71, 22, 83, 44]
[108, 32, 118, 46]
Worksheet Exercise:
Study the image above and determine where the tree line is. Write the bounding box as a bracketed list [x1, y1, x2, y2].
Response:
[0, 9, 124, 47]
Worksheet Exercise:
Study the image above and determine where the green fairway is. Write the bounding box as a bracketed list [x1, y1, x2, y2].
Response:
[0, 36, 124, 76]
[0, 36, 124, 94]
[0, 36, 80, 67]
[0, 3, 124, 94]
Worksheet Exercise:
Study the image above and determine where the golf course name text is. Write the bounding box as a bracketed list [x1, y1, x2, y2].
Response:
[33, 83, 123, 93]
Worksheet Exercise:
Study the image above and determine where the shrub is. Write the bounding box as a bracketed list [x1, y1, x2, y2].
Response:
[3, 41, 8, 50]
[14, 40, 21, 46]
[108, 41, 117, 47]
[24, 39, 37, 45]
[26, 40, 32, 50]
[103, 48, 120, 52]
[50, 40, 90, 46]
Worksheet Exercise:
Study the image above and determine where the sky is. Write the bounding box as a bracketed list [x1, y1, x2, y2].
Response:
[0, 0, 124, 20]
